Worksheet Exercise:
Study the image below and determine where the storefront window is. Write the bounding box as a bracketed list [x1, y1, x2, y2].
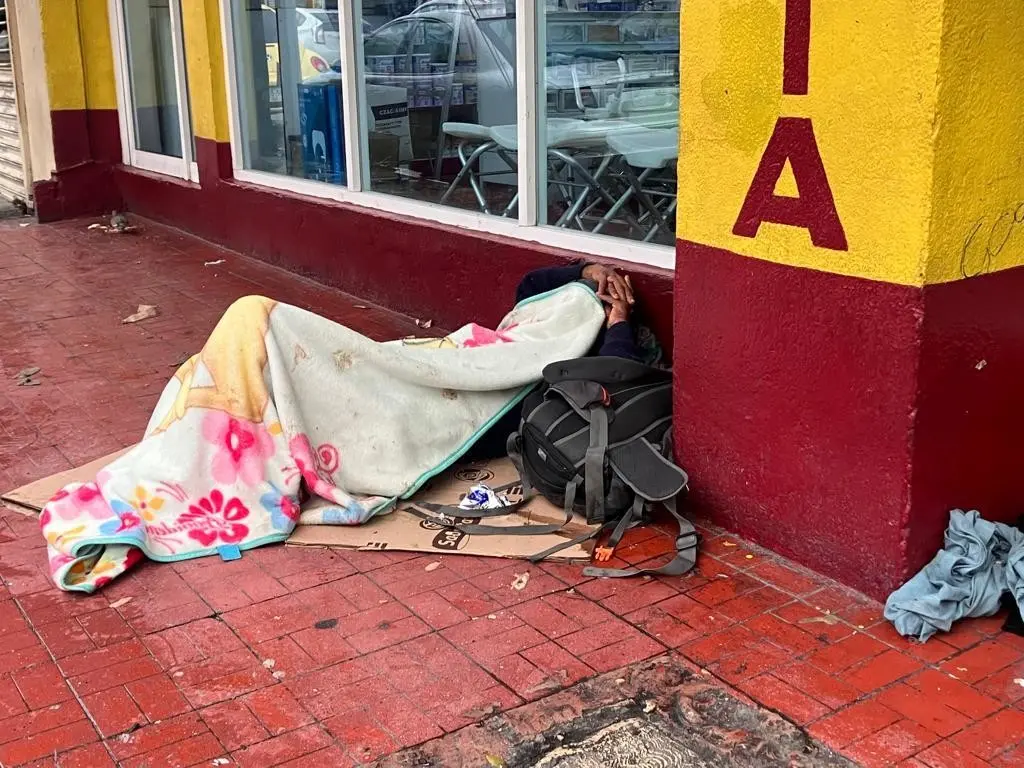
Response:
[358, 1, 518, 215]
[540, 1, 679, 245]
[220, 0, 680, 261]
[230, 1, 346, 184]
[123, 0, 186, 158]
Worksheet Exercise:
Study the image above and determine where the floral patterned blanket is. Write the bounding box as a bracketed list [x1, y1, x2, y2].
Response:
[41, 284, 604, 591]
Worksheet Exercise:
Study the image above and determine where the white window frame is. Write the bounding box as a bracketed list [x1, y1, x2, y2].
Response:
[217, 1, 673, 271]
[110, 0, 198, 182]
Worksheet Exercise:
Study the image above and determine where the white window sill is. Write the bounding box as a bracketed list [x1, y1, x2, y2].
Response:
[230, 168, 676, 271]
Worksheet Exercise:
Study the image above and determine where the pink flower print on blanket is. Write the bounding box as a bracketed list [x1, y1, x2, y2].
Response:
[46, 483, 113, 522]
[285, 434, 362, 513]
[288, 434, 340, 488]
[178, 490, 251, 547]
[461, 323, 518, 348]
[203, 412, 276, 486]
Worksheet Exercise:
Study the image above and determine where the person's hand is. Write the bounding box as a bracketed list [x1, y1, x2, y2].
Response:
[582, 264, 634, 305]
[606, 297, 630, 328]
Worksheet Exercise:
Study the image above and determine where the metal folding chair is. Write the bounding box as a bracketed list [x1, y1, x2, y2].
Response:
[602, 127, 678, 243]
[438, 122, 518, 216]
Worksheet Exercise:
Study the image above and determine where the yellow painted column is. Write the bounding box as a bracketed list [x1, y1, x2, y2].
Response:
[38, 0, 117, 113]
[181, 0, 231, 146]
[677, 0, 1024, 287]
[38, 0, 87, 113]
[673, 0, 1024, 599]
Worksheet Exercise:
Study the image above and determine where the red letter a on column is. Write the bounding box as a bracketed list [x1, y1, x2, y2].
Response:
[733, 117, 848, 251]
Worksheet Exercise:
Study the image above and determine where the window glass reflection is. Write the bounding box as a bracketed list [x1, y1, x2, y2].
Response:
[232, 2, 346, 184]
[541, 1, 679, 245]
[123, 0, 185, 157]
[359, 1, 518, 215]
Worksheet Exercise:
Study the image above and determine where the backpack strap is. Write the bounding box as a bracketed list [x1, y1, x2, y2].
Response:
[584, 405, 609, 524]
[581, 496, 699, 578]
[607, 437, 688, 502]
[543, 357, 670, 386]
[594, 494, 644, 562]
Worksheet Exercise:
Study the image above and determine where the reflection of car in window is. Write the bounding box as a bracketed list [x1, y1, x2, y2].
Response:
[362, 10, 515, 96]
[261, 4, 342, 108]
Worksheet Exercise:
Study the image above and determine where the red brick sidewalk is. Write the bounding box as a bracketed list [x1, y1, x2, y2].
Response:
[1, 217, 1023, 767]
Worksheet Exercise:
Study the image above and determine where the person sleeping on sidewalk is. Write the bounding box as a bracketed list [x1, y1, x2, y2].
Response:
[465, 261, 664, 461]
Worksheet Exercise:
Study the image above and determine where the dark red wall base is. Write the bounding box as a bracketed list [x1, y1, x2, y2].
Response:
[34, 109, 123, 222]
[909, 269, 1024, 570]
[674, 239, 1024, 600]
[115, 137, 675, 345]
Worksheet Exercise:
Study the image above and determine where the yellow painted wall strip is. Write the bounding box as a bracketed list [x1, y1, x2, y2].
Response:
[181, 0, 230, 143]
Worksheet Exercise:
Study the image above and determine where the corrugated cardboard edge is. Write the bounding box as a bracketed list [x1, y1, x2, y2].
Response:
[1, 448, 133, 516]
[285, 457, 597, 561]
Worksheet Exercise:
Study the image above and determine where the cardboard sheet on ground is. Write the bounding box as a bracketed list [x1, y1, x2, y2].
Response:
[1, 449, 132, 515]
[287, 458, 598, 561]
[4, 453, 597, 562]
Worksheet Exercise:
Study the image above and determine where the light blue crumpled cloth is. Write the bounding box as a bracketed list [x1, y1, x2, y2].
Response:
[884, 509, 1024, 641]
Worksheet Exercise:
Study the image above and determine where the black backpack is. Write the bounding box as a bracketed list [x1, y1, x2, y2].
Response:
[411, 357, 698, 578]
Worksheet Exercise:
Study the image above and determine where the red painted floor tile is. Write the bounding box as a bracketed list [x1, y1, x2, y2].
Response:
[976, 662, 1024, 705]
[738, 674, 830, 724]
[0, 719, 99, 767]
[278, 745, 356, 768]
[624, 604, 702, 648]
[808, 631, 888, 674]
[403, 589, 473, 630]
[992, 743, 1024, 768]
[772, 600, 855, 643]
[808, 699, 902, 750]
[54, 742, 118, 768]
[686, 571, 763, 606]
[772, 661, 862, 710]
[242, 684, 314, 736]
[8, 221, 1024, 768]
[119, 732, 224, 768]
[916, 739, 994, 768]
[745, 612, 826, 656]
[716, 585, 792, 622]
[0, 675, 27, 720]
[175, 648, 276, 708]
[105, 712, 208, 763]
[844, 720, 940, 768]
[747, 559, 824, 596]
[200, 699, 270, 751]
[940, 640, 1023, 684]
[877, 683, 974, 737]
[323, 709, 400, 763]
[906, 668, 1003, 720]
[951, 707, 1024, 760]
[69, 656, 162, 697]
[13, 662, 74, 709]
[710, 642, 791, 685]
[82, 687, 147, 738]
[680, 623, 759, 667]
[124, 673, 191, 721]
[231, 723, 335, 768]
[844, 649, 924, 693]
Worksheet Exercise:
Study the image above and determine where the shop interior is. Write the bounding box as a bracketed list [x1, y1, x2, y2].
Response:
[232, 0, 679, 246]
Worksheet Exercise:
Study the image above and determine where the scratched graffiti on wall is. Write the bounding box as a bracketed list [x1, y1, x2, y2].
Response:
[960, 202, 1024, 278]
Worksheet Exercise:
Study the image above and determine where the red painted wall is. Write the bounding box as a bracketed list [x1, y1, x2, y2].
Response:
[675, 238, 1024, 600]
[908, 268, 1024, 571]
[35, 109, 122, 223]
[673, 240, 921, 599]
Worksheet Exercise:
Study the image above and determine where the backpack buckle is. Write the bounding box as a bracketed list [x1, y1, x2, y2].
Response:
[594, 545, 615, 562]
[676, 531, 699, 551]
